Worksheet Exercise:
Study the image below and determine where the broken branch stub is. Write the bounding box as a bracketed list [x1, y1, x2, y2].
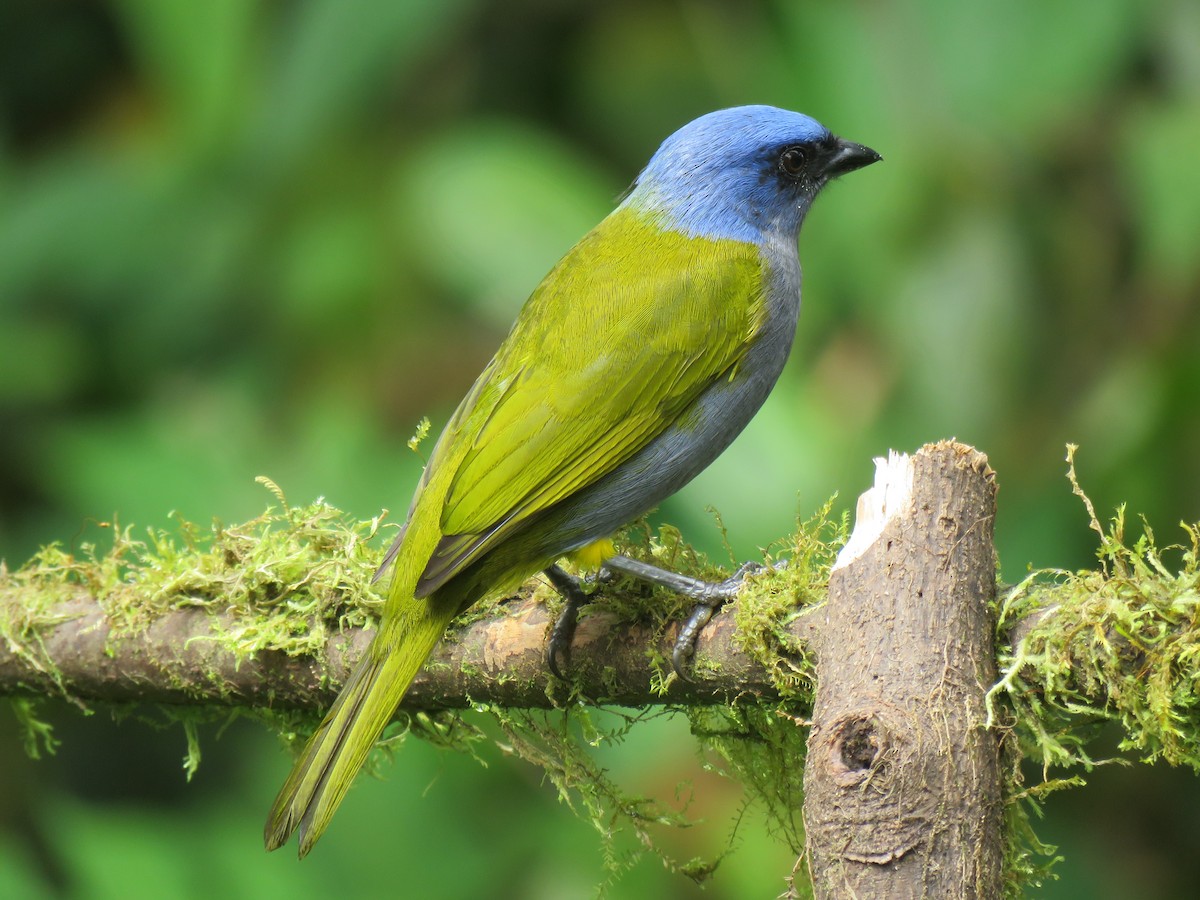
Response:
[802, 441, 1004, 899]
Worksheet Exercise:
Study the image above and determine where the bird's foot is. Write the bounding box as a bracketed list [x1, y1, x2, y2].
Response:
[600, 556, 774, 680]
[669, 562, 767, 679]
[544, 564, 592, 680]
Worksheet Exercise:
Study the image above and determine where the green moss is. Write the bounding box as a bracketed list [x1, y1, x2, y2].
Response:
[671, 500, 845, 872]
[990, 446, 1200, 895]
[485, 703, 719, 890]
[1, 481, 387, 692]
[516, 504, 841, 886]
[993, 512, 1200, 771]
[0, 483, 396, 792]
[2, 487, 841, 892]
[13, 456, 1200, 895]
[525, 505, 844, 887]
[8, 696, 62, 759]
[730, 498, 845, 699]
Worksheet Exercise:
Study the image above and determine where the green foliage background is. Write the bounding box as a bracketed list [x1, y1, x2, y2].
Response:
[1, 1, 1198, 897]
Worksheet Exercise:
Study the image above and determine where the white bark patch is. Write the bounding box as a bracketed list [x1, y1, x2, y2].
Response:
[833, 451, 915, 571]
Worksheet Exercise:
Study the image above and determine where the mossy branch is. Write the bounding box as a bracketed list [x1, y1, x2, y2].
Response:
[0, 496, 827, 714]
[991, 467, 1200, 775]
[4, 447, 1200, 897]
[1, 459, 1197, 770]
[0, 581, 819, 711]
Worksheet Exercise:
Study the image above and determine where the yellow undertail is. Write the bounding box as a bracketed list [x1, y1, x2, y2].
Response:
[568, 537, 616, 571]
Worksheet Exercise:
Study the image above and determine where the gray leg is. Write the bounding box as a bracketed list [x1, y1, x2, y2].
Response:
[544, 564, 591, 680]
[601, 555, 765, 679]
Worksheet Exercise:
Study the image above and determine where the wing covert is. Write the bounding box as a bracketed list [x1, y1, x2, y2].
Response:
[415, 211, 768, 595]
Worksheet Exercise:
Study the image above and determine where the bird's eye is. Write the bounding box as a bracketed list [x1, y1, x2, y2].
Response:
[779, 146, 808, 177]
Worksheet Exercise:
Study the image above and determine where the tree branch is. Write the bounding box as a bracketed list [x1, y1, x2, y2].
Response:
[802, 440, 1004, 898]
[7, 441, 1199, 896]
[0, 581, 820, 712]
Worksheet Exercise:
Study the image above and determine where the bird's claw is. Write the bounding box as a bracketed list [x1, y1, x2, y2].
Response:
[546, 556, 786, 681]
[546, 607, 577, 680]
[670, 560, 778, 680]
[544, 564, 591, 680]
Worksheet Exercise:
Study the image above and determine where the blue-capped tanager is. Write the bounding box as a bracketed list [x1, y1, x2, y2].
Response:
[265, 105, 879, 856]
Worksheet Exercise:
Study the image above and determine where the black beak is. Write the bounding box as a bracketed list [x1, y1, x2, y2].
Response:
[821, 138, 882, 179]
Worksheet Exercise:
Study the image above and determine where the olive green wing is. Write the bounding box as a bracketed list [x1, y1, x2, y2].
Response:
[415, 215, 767, 596]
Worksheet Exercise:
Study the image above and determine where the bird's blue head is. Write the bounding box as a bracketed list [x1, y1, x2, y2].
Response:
[626, 105, 880, 244]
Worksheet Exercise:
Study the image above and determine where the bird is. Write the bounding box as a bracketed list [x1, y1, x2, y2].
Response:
[264, 104, 880, 857]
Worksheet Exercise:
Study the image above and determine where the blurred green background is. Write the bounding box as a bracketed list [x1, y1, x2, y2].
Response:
[2, 0, 1199, 897]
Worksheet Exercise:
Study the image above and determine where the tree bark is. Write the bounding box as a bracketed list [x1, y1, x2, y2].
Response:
[3, 440, 1008, 895]
[802, 440, 1004, 898]
[0, 585, 810, 711]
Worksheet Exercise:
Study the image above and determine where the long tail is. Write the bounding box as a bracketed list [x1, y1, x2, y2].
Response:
[264, 595, 459, 857]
